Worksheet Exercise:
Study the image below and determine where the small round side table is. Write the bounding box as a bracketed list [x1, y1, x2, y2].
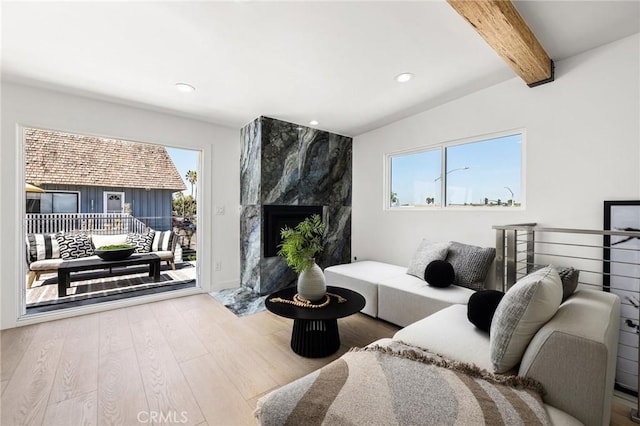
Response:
[265, 286, 365, 358]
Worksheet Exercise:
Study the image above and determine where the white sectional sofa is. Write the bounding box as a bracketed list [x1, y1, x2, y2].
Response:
[325, 259, 496, 327]
[385, 288, 621, 425]
[258, 267, 621, 426]
[325, 240, 497, 326]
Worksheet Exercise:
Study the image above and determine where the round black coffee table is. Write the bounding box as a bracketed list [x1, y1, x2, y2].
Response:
[265, 286, 365, 358]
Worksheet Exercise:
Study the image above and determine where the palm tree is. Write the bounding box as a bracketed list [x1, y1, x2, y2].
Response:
[186, 170, 197, 198]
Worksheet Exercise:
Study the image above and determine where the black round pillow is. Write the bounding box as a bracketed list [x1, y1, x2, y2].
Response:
[424, 260, 455, 288]
[467, 290, 505, 333]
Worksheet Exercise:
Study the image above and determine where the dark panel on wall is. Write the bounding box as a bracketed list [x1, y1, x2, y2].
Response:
[240, 205, 261, 293]
[239, 116, 353, 295]
[261, 117, 301, 205]
[298, 128, 352, 206]
[240, 118, 261, 206]
[319, 205, 352, 270]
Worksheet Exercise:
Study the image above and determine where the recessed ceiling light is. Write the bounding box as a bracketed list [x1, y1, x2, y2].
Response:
[309, 120, 319, 126]
[175, 82, 196, 92]
[395, 73, 413, 83]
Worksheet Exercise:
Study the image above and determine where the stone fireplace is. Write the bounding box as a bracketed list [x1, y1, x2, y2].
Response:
[240, 116, 352, 295]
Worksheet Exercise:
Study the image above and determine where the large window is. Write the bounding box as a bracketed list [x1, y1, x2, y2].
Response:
[26, 191, 80, 213]
[22, 127, 201, 316]
[390, 148, 442, 207]
[388, 131, 523, 209]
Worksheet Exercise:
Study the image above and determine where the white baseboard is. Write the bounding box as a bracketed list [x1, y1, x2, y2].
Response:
[210, 279, 241, 293]
[614, 389, 637, 408]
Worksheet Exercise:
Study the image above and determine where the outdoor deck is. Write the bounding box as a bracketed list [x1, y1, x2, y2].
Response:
[26, 261, 197, 311]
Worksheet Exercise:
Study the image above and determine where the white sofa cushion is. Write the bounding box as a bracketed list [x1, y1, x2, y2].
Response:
[393, 304, 494, 371]
[377, 274, 474, 327]
[490, 266, 562, 373]
[324, 261, 406, 317]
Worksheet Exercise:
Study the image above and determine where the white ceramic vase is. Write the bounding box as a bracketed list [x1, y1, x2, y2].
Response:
[297, 259, 326, 302]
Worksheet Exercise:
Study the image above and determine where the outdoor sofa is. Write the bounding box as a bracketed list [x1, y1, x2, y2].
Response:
[25, 229, 177, 288]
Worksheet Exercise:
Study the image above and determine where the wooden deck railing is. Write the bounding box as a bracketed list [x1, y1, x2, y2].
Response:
[25, 213, 149, 235]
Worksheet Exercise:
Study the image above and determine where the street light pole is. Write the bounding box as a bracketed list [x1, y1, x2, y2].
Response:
[430, 166, 470, 205]
[504, 186, 515, 206]
[434, 166, 470, 182]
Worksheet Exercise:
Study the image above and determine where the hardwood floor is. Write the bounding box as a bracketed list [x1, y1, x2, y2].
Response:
[0, 293, 398, 426]
[0, 292, 637, 425]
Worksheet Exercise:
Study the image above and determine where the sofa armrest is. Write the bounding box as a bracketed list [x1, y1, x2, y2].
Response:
[518, 289, 620, 426]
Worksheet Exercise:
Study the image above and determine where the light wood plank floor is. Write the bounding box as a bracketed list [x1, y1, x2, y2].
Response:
[0, 292, 637, 425]
[1, 293, 398, 426]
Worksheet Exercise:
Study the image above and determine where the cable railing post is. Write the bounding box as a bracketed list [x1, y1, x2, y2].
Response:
[527, 229, 535, 274]
[495, 228, 506, 292]
[506, 228, 517, 288]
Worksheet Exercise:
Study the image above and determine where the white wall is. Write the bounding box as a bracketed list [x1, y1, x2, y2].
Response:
[353, 34, 640, 267]
[0, 82, 241, 329]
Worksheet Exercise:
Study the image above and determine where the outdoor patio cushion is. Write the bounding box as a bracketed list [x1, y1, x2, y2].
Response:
[126, 230, 155, 253]
[154, 250, 174, 261]
[56, 233, 94, 260]
[26, 233, 60, 262]
[152, 230, 176, 252]
[28, 258, 65, 271]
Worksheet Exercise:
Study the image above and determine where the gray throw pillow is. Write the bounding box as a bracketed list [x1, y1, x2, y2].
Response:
[557, 267, 579, 302]
[446, 241, 496, 290]
[406, 240, 449, 280]
[490, 266, 562, 373]
[530, 265, 580, 303]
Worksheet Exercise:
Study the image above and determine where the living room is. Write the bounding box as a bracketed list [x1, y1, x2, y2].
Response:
[1, 1, 639, 425]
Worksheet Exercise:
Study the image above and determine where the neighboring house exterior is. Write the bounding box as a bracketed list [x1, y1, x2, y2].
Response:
[25, 128, 186, 231]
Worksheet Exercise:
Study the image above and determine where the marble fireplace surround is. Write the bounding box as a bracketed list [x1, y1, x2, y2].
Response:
[240, 116, 352, 296]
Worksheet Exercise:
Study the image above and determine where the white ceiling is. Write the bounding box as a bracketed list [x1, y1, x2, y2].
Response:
[2, 1, 639, 136]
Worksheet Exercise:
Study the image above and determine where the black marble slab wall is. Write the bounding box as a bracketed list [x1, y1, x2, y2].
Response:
[240, 116, 352, 295]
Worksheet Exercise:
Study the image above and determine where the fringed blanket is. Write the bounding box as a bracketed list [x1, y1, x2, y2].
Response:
[255, 342, 550, 426]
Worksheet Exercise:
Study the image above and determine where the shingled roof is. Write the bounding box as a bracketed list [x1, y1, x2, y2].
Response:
[25, 129, 187, 191]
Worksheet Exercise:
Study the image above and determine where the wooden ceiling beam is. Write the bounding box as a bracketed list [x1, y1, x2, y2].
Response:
[447, 0, 554, 87]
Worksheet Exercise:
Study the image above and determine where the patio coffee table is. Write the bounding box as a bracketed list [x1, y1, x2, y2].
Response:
[57, 253, 161, 297]
[265, 286, 365, 358]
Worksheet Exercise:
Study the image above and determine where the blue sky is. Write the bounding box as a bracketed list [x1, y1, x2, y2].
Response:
[166, 147, 199, 197]
[391, 134, 522, 206]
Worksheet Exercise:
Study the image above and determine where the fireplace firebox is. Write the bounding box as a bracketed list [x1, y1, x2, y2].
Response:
[263, 205, 324, 258]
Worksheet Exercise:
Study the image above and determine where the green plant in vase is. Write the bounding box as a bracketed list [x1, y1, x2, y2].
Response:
[278, 214, 327, 301]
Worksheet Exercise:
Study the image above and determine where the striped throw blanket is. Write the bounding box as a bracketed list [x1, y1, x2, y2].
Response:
[255, 342, 549, 426]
